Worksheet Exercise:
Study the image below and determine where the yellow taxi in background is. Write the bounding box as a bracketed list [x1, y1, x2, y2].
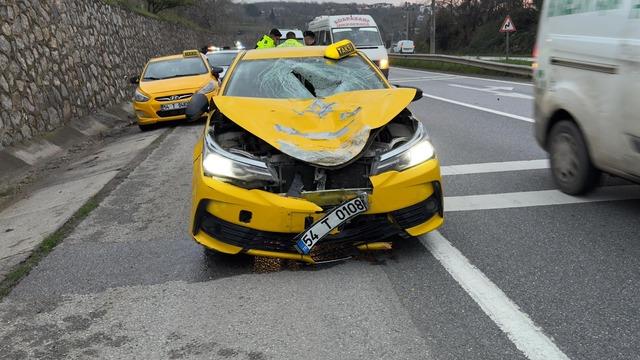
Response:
[130, 50, 221, 131]
[186, 40, 444, 263]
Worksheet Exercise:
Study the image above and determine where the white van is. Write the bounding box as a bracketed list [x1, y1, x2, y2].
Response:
[533, 0, 640, 194]
[396, 40, 415, 54]
[308, 15, 389, 77]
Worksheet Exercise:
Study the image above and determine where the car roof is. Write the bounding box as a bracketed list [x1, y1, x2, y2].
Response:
[242, 46, 329, 60]
[149, 53, 203, 62]
[206, 50, 241, 55]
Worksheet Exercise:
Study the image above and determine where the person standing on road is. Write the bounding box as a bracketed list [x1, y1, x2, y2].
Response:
[277, 32, 304, 48]
[255, 28, 282, 49]
[303, 31, 316, 46]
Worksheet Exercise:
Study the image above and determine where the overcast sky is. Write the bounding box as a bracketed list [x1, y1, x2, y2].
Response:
[236, 0, 422, 5]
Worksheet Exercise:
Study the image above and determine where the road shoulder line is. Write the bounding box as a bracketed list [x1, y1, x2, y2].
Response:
[423, 93, 534, 123]
[445, 185, 640, 211]
[441, 159, 549, 176]
[421, 231, 571, 360]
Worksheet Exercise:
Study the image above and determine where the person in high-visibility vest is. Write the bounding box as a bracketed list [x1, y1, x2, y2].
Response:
[255, 28, 282, 49]
[277, 32, 304, 48]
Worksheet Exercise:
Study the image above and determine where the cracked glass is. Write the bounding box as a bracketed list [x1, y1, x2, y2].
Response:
[224, 55, 387, 99]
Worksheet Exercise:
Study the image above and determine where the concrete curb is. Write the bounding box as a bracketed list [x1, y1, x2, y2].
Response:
[0, 102, 136, 187]
[0, 126, 170, 292]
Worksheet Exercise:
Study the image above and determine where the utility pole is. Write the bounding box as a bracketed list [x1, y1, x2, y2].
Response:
[429, 0, 436, 54]
[405, 2, 410, 39]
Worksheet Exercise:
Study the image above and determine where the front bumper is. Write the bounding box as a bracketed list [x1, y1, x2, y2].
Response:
[133, 94, 213, 125]
[190, 155, 444, 262]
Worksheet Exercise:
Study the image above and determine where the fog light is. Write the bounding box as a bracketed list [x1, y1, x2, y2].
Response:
[136, 110, 149, 118]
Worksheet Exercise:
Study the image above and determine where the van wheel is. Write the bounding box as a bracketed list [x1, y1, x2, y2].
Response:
[548, 120, 600, 195]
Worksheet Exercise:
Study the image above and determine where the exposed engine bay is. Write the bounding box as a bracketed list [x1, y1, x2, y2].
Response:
[207, 109, 422, 196]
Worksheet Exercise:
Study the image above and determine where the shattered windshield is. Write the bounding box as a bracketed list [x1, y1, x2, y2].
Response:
[224, 55, 386, 99]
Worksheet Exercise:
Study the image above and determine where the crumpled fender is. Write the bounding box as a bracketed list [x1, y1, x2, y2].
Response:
[214, 88, 416, 167]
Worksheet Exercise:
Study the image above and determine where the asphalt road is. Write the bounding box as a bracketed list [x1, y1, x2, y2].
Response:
[1, 68, 640, 359]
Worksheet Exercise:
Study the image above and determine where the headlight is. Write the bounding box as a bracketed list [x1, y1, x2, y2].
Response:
[134, 89, 149, 102]
[379, 58, 389, 69]
[197, 80, 217, 95]
[373, 122, 436, 174]
[202, 132, 277, 187]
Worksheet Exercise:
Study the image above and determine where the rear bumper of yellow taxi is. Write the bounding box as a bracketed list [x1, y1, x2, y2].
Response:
[190, 155, 444, 260]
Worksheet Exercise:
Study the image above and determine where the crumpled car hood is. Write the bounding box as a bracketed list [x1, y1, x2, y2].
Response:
[214, 88, 416, 167]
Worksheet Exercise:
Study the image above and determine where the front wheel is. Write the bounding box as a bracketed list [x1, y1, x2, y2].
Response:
[548, 120, 600, 195]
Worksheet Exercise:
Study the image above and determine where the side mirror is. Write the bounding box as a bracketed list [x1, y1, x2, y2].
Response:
[211, 67, 223, 80]
[412, 87, 423, 102]
[393, 84, 423, 102]
[129, 76, 139, 85]
[186, 93, 210, 122]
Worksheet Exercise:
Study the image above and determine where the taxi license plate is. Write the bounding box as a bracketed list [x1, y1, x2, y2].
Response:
[295, 195, 368, 255]
[160, 102, 189, 111]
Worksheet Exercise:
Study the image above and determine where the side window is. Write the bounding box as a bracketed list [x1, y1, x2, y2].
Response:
[320, 30, 328, 45]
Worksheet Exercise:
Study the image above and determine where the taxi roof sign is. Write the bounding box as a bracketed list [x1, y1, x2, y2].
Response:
[325, 40, 357, 60]
[183, 49, 200, 57]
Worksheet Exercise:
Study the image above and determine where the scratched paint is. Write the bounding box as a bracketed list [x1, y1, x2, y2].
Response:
[340, 106, 362, 121]
[277, 126, 372, 166]
[293, 99, 337, 118]
[274, 124, 351, 140]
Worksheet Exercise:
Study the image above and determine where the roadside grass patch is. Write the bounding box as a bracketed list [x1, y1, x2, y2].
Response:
[391, 58, 530, 79]
[0, 199, 99, 299]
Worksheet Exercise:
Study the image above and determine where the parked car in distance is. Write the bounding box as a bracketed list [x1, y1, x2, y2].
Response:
[396, 40, 415, 54]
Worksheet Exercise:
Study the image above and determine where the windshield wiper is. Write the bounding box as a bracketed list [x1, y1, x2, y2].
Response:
[161, 73, 204, 80]
[142, 77, 161, 81]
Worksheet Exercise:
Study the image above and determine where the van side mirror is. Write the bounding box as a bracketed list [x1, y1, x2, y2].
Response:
[129, 76, 140, 85]
[393, 84, 423, 102]
[186, 93, 211, 122]
[211, 66, 223, 80]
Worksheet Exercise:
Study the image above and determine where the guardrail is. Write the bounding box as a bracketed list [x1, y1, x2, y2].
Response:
[389, 53, 532, 78]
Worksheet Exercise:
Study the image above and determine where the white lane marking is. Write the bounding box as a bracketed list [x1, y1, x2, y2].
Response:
[392, 66, 534, 86]
[421, 232, 571, 360]
[445, 185, 640, 212]
[423, 93, 534, 123]
[390, 76, 460, 83]
[449, 84, 534, 100]
[441, 159, 549, 176]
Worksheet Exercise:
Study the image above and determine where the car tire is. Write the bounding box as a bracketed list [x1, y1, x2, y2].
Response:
[138, 123, 156, 132]
[548, 120, 600, 195]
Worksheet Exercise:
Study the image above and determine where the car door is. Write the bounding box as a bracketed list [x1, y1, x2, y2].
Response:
[618, 0, 640, 176]
[546, 0, 629, 170]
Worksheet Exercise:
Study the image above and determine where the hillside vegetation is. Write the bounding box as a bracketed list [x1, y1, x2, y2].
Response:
[108, 0, 540, 55]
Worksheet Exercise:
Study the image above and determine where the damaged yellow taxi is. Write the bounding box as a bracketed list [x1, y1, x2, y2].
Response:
[187, 40, 443, 263]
